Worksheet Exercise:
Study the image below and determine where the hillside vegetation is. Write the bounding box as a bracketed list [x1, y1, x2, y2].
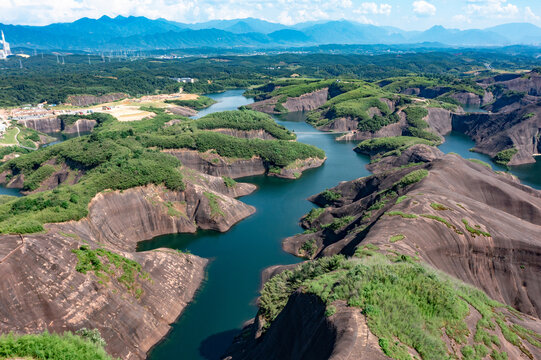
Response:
[0, 109, 323, 234]
[260, 253, 540, 360]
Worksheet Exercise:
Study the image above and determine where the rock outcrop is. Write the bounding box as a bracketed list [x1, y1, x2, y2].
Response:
[66, 93, 127, 107]
[18, 117, 97, 134]
[452, 99, 541, 165]
[225, 293, 387, 360]
[284, 152, 541, 317]
[0, 172, 257, 359]
[209, 128, 277, 140]
[165, 149, 324, 180]
[248, 89, 329, 114]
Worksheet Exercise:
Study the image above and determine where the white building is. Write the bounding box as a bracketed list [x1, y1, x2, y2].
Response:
[0, 31, 13, 60]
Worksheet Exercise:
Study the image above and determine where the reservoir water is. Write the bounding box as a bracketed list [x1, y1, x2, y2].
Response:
[140, 92, 372, 359]
[0, 90, 538, 358]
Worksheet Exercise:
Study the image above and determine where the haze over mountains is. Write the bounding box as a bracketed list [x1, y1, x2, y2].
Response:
[2, 15, 541, 51]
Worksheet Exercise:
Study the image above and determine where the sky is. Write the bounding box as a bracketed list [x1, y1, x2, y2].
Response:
[1, 0, 541, 30]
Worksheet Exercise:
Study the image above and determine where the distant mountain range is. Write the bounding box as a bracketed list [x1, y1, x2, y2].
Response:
[2, 16, 541, 51]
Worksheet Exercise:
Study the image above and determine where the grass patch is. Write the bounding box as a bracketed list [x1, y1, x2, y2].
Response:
[204, 191, 224, 218]
[493, 148, 518, 166]
[430, 202, 449, 211]
[305, 207, 325, 223]
[165, 95, 216, 110]
[0, 331, 113, 360]
[462, 219, 491, 237]
[390, 234, 405, 243]
[259, 253, 529, 360]
[395, 195, 409, 204]
[393, 169, 428, 188]
[72, 245, 148, 296]
[322, 216, 355, 231]
[321, 189, 342, 202]
[386, 211, 418, 219]
[222, 176, 236, 188]
[468, 158, 492, 169]
[300, 238, 317, 258]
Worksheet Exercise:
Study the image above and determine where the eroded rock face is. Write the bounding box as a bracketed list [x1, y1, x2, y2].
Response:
[452, 101, 541, 165]
[0, 174, 257, 359]
[225, 292, 387, 360]
[0, 231, 207, 360]
[165, 149, 324, 180]
[209, 128, 277, 140]
[66, 93, 127, 107]
[284, 153, 541, 317]
[248, 89, 329, 114]
[167, 106, 197, 117]
[18, 117, 62, 133]
[63, 119, 97, 134]
[283, 89, 329, 113]
[18, 118, 97, 134]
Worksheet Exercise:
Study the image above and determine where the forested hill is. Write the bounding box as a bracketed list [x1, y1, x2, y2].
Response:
[1, 51, 540, 107]
[3, 16, 541, 50]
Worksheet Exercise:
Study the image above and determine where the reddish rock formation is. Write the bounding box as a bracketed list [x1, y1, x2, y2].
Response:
[248, 89, 329, 114]
[0, 172, 257, 359]
[66, 93, 127, 107]
[165, 149, 324, 180]
[284, 153, 541, 318]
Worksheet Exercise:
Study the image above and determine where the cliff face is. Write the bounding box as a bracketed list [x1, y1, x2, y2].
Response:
[63, 119, 97, 134]
[284, 152, 541, 317]
[18, 117, 62, 133]
[0, 173, 257, 359]
[0, 231, 207, 360]
[66, 93, 127, 107]
[18, 117, 97, 134]
[165, 149, 324, 180]
[452, 99, 541, 165]
[209, 128, 277, 140]
[248, 89, 329, 114]
[225, 292, 387, 360]
[283, 89, 329, 112]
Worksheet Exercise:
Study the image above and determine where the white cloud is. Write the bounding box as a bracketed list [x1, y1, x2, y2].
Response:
[525, 6, 540, 21]
[452, 14, 471, 24]
[354, 2, 392, 16]
[412, 1, 436, 16]
[465, 0, 518, 18]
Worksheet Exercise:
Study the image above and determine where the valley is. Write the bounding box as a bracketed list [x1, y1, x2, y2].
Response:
[0, 50, 540, 360]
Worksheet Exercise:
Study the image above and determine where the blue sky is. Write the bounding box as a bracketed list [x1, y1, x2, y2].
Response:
[1, 0, 540, 29]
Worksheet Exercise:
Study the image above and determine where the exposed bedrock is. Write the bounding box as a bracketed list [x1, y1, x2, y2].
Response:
[452, 102, 541, 165]
[248, 88, 329, 114]
[284, 153, 541, 317]
[165, 149, 324, 180]
[0, 174, 257, 359]
[66, 92, 127, 107]
[335, 107, 452, 142]
[18, 117, 97, 134]
[167, 106, 198, 117]
[209, 128, 277, 140]
[225, 292, 387, 360]
[0, 231, 207, 360]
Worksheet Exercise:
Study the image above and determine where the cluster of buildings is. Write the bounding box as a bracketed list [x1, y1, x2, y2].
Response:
[0, 31, 12, 60]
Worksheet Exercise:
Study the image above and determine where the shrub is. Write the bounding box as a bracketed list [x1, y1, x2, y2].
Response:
[0, 331, 113, 360]
[321, 189, 342, 202]
[393, 169, 428, 188]
[493, 148, 517, 166]
[222, 176, 236, 188]
[165, 95, 216, 110]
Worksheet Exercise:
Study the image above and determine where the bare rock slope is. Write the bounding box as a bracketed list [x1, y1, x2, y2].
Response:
[0, 173, 256, 359]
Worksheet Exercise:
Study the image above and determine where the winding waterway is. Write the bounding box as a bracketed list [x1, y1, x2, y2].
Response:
[0, 90, 538, 359]
[140, 91, 372, 359]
